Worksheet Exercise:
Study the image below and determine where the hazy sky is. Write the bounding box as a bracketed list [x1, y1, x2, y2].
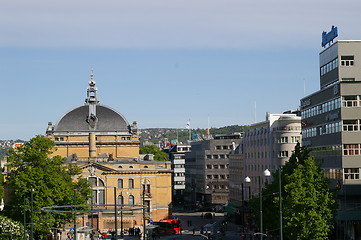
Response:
[2, 0, 361, 140]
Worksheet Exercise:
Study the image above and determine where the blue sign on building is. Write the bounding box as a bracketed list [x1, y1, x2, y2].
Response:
[322, 26, 338, 47]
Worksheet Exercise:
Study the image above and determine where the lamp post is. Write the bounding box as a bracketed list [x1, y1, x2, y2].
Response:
[245, 169, 270, 240]
[30, 188, 34, 240]
[261, 169, 271, 240]
[24, 194, 27, 240]
[279, 168, 283, 240]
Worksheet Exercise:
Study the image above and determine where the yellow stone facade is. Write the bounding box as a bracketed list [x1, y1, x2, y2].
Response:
[46, 73, 172, 233]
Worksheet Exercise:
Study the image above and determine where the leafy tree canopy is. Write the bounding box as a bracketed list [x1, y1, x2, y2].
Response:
[140, 145, 169, 161]
[0, 215, 26, 239]
[4, 135, 92, 238]
[250, 143, 337, 240]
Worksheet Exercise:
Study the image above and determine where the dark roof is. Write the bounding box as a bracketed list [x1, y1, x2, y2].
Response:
[54, 105, 130, 132]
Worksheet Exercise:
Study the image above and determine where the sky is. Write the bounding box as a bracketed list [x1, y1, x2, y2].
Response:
[2, 0, 361, 140]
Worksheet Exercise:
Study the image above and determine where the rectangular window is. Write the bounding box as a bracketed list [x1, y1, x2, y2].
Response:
[118, 179, 123, 188]
[343, 96, 358, 107]
[343, 144, 360, 155]
[291, 136, 300, 143]
[279, 137, 288, 143]
[279, 151, 288, 158]
[129, 179, 134, 189]
[344, 168, 360, 179]
[206, 165, 212, 169]
[341, 56, 354, 66]
[343, 120, 359, 131]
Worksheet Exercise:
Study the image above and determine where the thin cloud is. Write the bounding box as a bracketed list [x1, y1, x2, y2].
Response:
[1, 0, 361, 49]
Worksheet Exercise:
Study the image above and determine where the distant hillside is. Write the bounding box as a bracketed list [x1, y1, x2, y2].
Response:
[139, 125, 250, 145]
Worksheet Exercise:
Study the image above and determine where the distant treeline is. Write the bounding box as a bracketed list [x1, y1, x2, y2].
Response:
[139, 125, 250, 145]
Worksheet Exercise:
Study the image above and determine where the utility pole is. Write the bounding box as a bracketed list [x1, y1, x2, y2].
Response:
[143, 189, 146, 240]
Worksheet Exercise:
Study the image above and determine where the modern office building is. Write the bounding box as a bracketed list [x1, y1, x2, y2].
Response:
[46, 73, 172, 233]
[168, 144, 190, 205]
[185, 134, 242, 211]
[300, 39, 361, 238]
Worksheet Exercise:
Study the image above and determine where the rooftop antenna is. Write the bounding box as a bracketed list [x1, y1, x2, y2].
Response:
[254, 101, 257, 123]
[304, 78, 306, 95]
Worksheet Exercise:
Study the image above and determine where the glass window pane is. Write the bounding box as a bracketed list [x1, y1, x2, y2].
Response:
[99, 190, 105, 204]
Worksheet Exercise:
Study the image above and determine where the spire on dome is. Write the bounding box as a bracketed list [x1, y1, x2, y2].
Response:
[85, 70, 99, 129]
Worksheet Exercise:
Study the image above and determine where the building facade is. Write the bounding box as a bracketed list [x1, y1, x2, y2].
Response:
[185, 134, 242, 211]
[230, 112, 301, 202]
[300, 40, 361, 239]
[168, 144, 190, 205]
[46, 73, 172, 232]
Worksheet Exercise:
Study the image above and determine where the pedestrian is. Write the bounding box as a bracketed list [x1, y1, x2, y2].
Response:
[192, 228, 195, 235]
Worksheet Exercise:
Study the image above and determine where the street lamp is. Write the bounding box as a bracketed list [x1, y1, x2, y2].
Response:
[245, 169, 271, 240]
[279, 167, 283, 240]
[260, 169, 271, 240]
[30, 188, 34, 240]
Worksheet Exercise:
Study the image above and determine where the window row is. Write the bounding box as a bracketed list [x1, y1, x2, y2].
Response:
[244, 164, 271, 173]
[245, 138, 269, 146]
[174, 173, 185, 177]
[301, 97, 341, 119]
[342, 95, 361, 107]
[206, 174, 229, 180]
[302, 122, 342, 138]
[206, 184, 229, 190]
[206, 164, 229, 169]
[118, 179, 134, 189]
[206, 154, 229, 159]
[275, 136, 301, 144]
[320, 58, 338, 76]
[117, 195, 135, 205]
[245, 152, 269, 159]
[244, 128, 269, 137]
[344, 168, 359, 180]
[320, 122, 342, 135]
[340, 56, 354, 67]
[343, 120, 361, 131]
[175, 181, 185, 185]
[343, 144, 361, 156]
[215, 145, 233, 150]
[278, 151, 288, 158]
[174, 164, 185, 168]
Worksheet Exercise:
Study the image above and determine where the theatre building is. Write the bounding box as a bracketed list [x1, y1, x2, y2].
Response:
[46, 73, 172, 232]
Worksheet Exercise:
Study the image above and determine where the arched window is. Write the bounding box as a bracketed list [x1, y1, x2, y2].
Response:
[129, 166, 134, 168]
[144, 166, 148, 168]
[118, 195, 124, 205]
[88, 177, 105, 204]
[129, 195, 135, 206]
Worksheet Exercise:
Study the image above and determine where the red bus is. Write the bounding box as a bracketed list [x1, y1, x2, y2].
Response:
[152, 219, 181, 235]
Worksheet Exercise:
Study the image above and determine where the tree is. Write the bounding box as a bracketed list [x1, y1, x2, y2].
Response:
[0, 215, 26, 239]
[4, 135, 92, 238]
[251, 143, 337, 239]
[140, 145, 169, 161]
